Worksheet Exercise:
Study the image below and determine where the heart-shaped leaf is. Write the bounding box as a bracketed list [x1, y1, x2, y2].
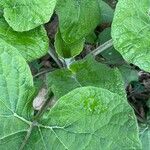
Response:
[39, 87, 141, 150]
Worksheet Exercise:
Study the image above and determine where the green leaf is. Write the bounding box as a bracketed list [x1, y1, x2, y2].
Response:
[97, 27, 125, 66]
[47, 56, 126, 99]
[139, 124, 150, 150]
[0, 38, 34, 117]
[112, 0, 150, 71]
[0, 38, 34, 149]
[0, 43, 141, 148]
[40, 87, 141, 150]
[86, 31, 97, 44]
[0, 16, 49, 62]
[97, 27, 111, 44]
[1, 0, 57, 31]
[56, 0, 101, 43]
[99, 0, 114, 23]
[55, 30, 84, 58]
[1, 87, 141, 149]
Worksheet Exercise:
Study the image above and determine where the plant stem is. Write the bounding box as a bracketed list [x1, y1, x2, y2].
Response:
[91, 39, 113, 56]
[33, 69, 52, 78]
[64, 58, 75, 68]
[48, 48, 63, 68]
[19, 122, 35, 150]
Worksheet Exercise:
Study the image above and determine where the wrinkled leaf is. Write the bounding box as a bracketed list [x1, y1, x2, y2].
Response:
[0, 49, 141, 149]
[40, 87, 141, 150]
[47, 56, 126, 99]
[55, 30, 84, 58]
[112, 0, 150, 71]
[0, 16, 48, 62]
[0, 39, 34, 118]
[56, 0, 101, 43]
[1, 0, 57, 31]
[0, 38, 34, 149]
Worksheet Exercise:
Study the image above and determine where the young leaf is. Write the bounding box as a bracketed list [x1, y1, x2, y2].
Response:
[0, 0, 57, 31]
[56, 0, 101, 43]
[112, 0, 150, 71]
[55, 30, 84, 58]
[0, 16, 49, 62]
[47, 56, 126, 99]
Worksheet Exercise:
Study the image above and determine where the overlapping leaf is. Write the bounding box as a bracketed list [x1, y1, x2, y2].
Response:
[0, 16, 49, 62]
[0, 38, 34, 149]
[47, 56, 126, 99]
[56, 0, 101, 44]
[0, 0, 57, 31]
[112, 0, 150, 71]
[55, 30, 84, 58]
[55, 0, 101, 58]
[39, 87, 141, 150]
[0, 42, 142, 149]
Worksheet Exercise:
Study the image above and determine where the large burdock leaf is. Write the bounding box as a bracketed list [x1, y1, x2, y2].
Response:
[56, 0, 101, 44]
[1, 0, 57, 31]
[0, 16, 48, 62]
[39, 87, 141, 150]
[47, 56, 126, 99]
[111, 0, 150, 71]
[0, 42, 141, 149]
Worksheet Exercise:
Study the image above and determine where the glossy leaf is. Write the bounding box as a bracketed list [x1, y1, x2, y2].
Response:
[0, 16, 49, 62]
[1, 0, 57, 31]
[112, 0, 150, 71]
[56, 0, 101, 43]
